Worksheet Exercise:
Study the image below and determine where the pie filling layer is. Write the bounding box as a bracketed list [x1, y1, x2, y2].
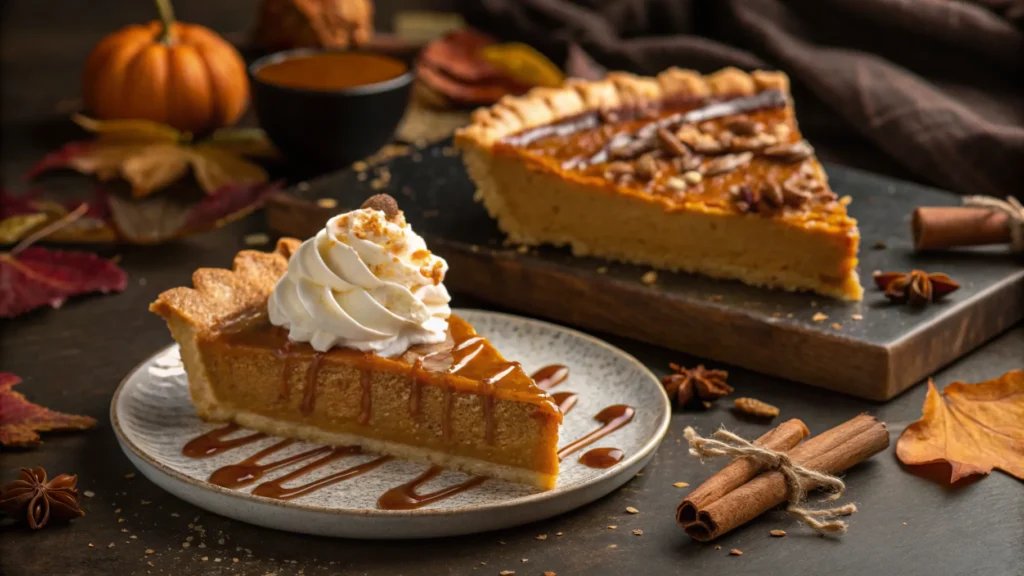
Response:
[193, 315, 561, 485]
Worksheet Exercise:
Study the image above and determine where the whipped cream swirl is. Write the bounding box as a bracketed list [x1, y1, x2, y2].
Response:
[268, 206, 451, 357]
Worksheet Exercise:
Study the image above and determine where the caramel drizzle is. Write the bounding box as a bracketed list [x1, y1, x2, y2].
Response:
[533, 365, 569, 391]
[407, 336, 485, 417]
[557, 404, 635, 461]
[358, 367, 372, 426]
[300, 353, 325, 415]
[551, 391, 579, 415]
[181, 423, 267, 458]
[274, 341, 295, 401]
[209, 439, 330, 489]
[252, 449, 393, 500]
[376, 465, 487, 511]
[560, 89, 787, 166]
[578, 447, 625, 469]
[481, 362, 520, 444]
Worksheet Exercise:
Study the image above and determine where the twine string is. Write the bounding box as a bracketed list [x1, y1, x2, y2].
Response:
[683, 426, 857, 535]
[962, 195, 1024, 251]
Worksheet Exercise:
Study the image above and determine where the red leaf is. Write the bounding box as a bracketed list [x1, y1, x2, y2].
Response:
[184, 181, 281, 232]
[1, 189, 43, 218]
[0, 373, 96, 447]
[0, 246, 127, 318]
[22, 142, 95, 180]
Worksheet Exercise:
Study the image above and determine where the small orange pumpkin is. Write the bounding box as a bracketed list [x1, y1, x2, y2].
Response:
[82, 0, 248, 135]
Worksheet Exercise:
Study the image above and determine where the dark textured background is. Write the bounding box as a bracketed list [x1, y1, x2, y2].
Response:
[1, 2, 1022, 575]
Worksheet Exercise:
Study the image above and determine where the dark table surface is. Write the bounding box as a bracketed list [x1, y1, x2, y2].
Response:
[2, 2, 1022, 576]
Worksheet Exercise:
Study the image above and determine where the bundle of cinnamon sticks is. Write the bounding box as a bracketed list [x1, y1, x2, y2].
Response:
[677, 414, 889, 541]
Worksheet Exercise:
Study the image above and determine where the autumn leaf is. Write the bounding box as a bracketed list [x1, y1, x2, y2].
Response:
[896, 372, 1024, 483]
[1, 189, 117, 245]
[479, 42, 565, 88]
[25, 116, 270, 198]
[0, 224, 127, 318]
[0, 373, 96, 447]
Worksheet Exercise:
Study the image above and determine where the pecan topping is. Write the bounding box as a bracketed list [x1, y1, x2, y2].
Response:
[724, 117, 760, 136]
[762, 140, 814, 163]
[698, 121, 717, 134]
[675, 124, 701, 147]
[733, 397, 780, 419]
[635, 153, 660, 181]
[662, 364, 733, 407]
[673, 154, 704, 173]
[759, 182, 785, 210]
[664, 177, 687, 192]
[682, 171, 703, 185]
[657, 127, 690, 157]
[692, 135, 725, 155]
[704, 152, 753, 177]
[873, 270, 960, 306]
[609, 133, 656, 160]
[360, 194, 400, 220]
[0, 467, 84, 530]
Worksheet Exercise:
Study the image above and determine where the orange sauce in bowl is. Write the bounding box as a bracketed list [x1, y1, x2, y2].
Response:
[255, 52, 408, 91]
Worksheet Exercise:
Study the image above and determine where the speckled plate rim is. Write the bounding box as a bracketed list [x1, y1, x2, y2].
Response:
[110, 309, 670, 522]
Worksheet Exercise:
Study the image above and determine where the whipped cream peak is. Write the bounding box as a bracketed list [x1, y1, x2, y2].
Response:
[268, 198, 451, 356]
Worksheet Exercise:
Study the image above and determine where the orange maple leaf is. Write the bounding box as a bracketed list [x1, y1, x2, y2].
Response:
[896, 371, 1024, 483]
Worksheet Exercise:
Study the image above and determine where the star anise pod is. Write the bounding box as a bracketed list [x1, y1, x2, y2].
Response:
[873, 270, 960, 305]
[0, 467, 84, 529]
[661, 363, 733, 407]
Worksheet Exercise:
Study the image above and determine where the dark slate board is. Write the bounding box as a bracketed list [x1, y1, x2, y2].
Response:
[266, 140, 1024, 400]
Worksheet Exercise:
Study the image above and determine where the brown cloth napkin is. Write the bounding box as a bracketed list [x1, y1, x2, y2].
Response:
[459, 0, 1024, 197]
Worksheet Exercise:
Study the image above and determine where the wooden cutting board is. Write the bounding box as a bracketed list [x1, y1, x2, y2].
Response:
[265, 141, 1024, 401]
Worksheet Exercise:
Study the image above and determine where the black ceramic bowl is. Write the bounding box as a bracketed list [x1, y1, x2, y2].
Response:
[250, 49, 413, 175]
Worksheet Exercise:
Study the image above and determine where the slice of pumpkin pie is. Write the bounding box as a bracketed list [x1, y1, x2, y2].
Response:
[150, 195, 562, 489]
[455, 67, 862, 300]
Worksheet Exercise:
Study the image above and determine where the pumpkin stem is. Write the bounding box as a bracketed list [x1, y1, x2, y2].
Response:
[155, 0, 176, 44]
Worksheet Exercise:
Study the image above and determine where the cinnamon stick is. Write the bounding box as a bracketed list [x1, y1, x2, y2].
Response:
[677, 419, 809, 526]
[912, 206, 1011, 251]
[685, 414, 889, 541]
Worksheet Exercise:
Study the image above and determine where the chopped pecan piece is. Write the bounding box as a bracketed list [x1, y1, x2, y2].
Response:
[704, 152, 753, 177]
[734, 397, 780, 418]
[762, 140, 814, 163]
[692, 135, 725, 155]
[657, 127, 690, 157]
[724, 117, 761, 136]
[672, 155, 704, 173]
[635, 154, 660, 181]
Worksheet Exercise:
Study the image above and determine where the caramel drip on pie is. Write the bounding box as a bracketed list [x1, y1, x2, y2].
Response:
[376, 465, 487, 510]
[208, 439, 333, 489]
[441, 386, 454, 440]
[181, 423, 267, 458]
[252, 448, 393, 500]
[300, 353, 324, 415]
[408, 357, 425, 416]
[358, 365, 372, 426]
[557, 405, 636, 461]
[579, 447, 625, 469]
[274, 341, 295, 401]
[550, 391, 578, 415]
[480, 362, 520, 444]
[532, 365, 569, 390]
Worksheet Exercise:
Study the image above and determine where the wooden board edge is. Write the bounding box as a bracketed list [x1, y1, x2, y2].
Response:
[437, 241, 894, 400]
[885, 272, 1024, 397]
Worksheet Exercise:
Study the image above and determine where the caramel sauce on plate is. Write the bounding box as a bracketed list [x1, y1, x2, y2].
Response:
[579, 447, 625, 469]
[255, 52, 408, 91]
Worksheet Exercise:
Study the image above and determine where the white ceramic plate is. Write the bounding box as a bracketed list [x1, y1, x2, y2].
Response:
[111, 309, 670, 539]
